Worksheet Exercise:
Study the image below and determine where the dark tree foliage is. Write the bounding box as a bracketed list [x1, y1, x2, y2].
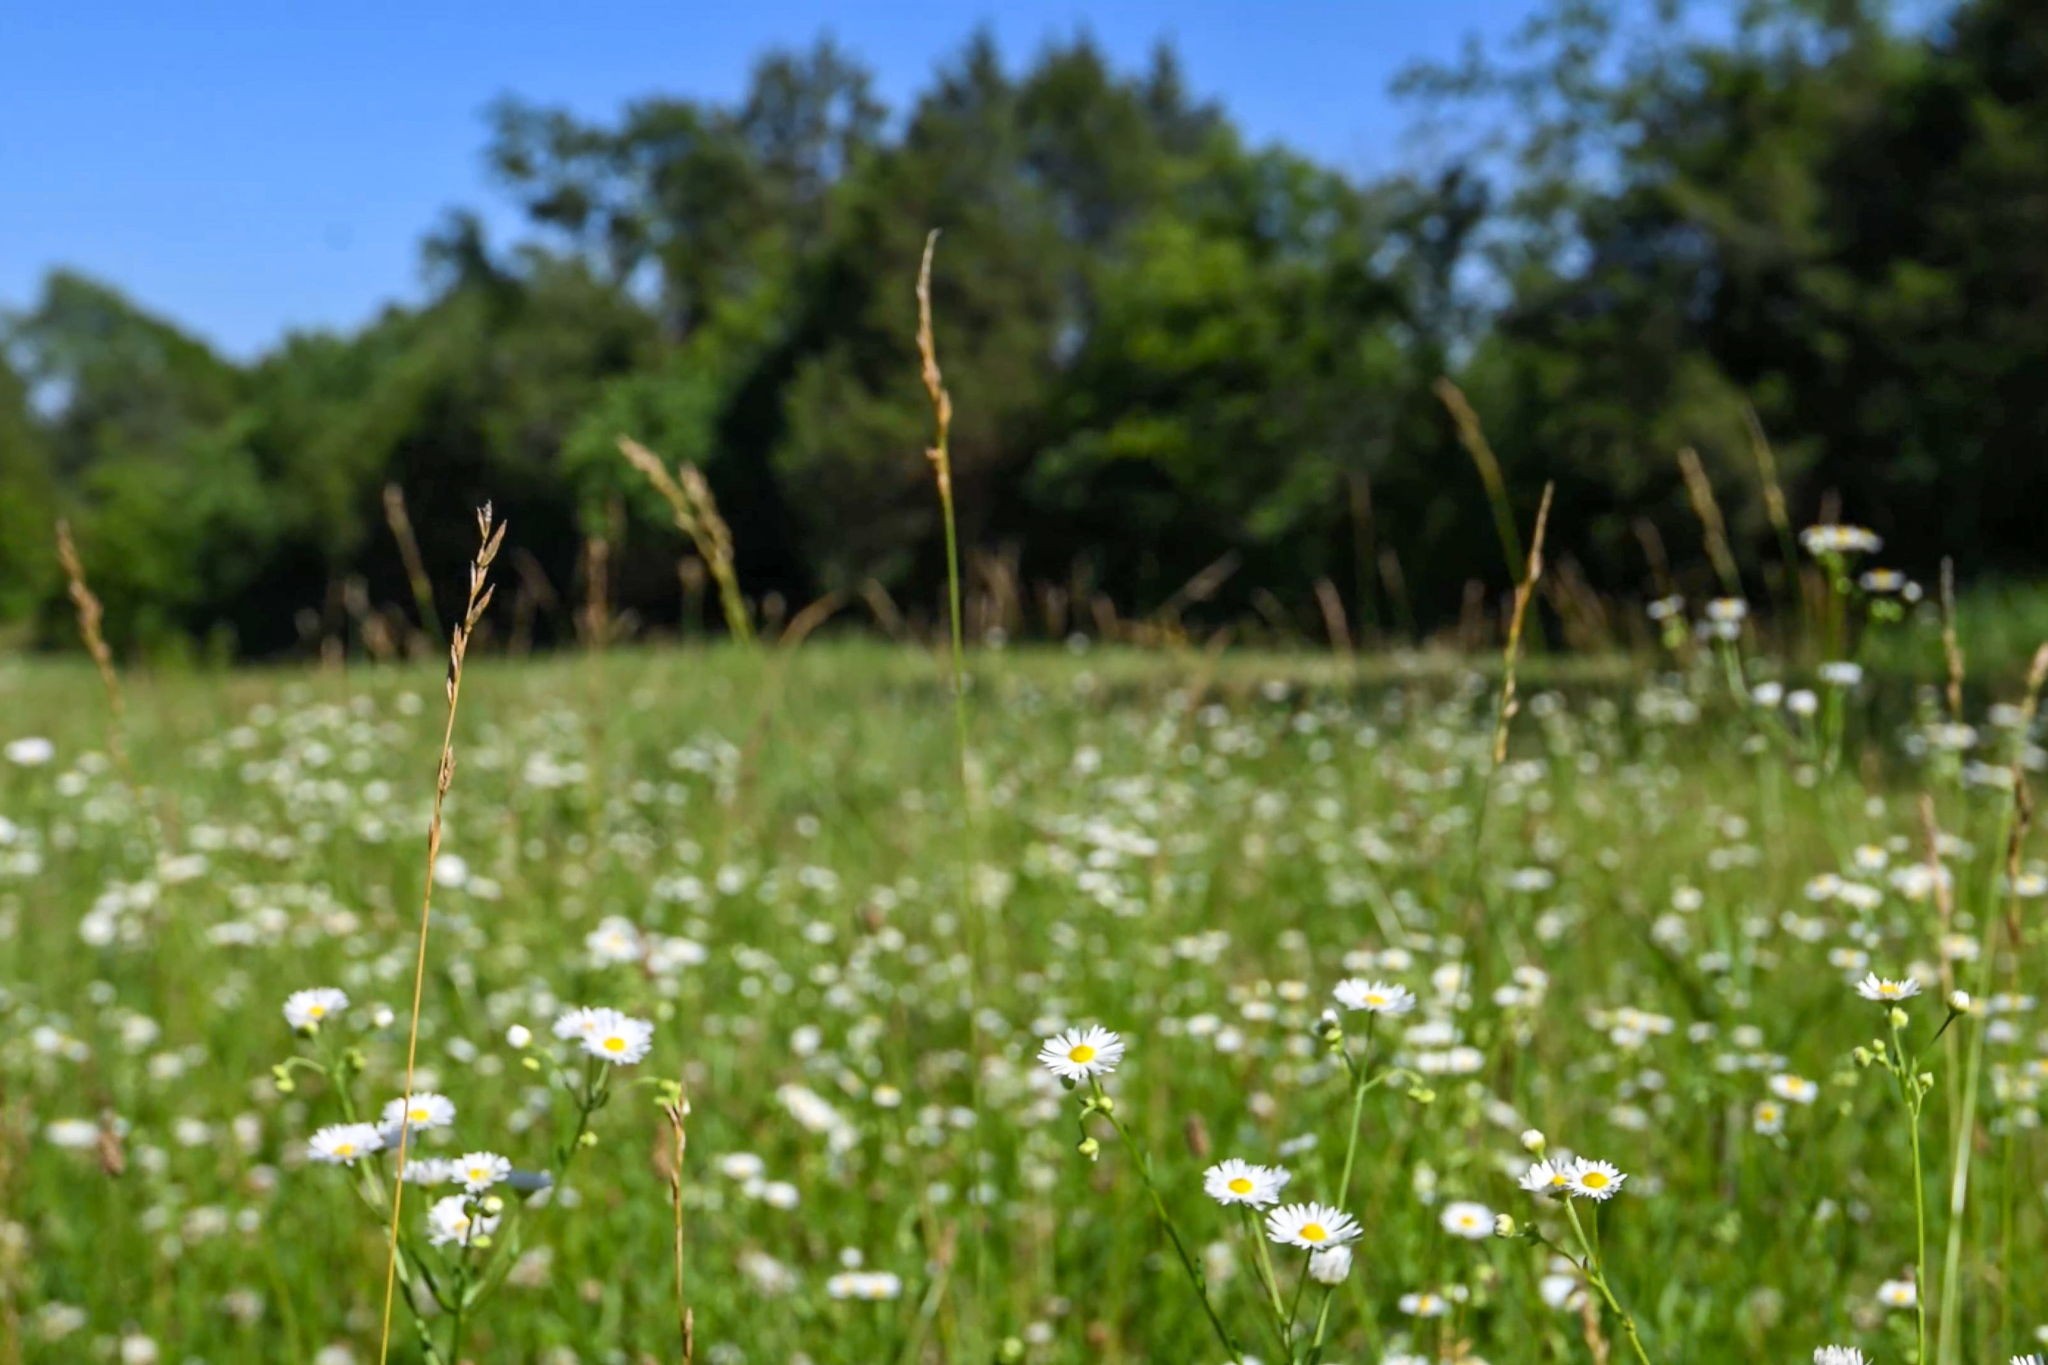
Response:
[2, 5, 2042, 653]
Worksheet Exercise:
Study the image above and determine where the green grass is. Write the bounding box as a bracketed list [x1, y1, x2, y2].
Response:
[0, 638, 2041, 1363]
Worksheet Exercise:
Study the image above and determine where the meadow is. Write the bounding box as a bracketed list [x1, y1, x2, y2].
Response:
[1, 600, 2044, 1363]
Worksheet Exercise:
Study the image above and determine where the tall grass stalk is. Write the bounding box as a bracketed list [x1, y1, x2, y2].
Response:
[1932, 641, 2048, 1365]
[375, 503, 505, 1365]
[618, 436, 754, 645]
[382, 484, 444, 647]
[915, 229, 988, 1343]
[53, 521, 149, 831]
[662, 1081, 696, 1365]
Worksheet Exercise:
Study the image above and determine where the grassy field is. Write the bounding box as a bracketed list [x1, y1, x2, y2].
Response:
[1, 635, 2043, 1364]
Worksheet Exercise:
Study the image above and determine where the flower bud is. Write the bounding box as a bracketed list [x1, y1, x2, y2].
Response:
[1520, 1129, 1546, 1155]
[1308, 1245, 1353, 1285]
[1076, 1136, 1100, 1161]
[1888, 1007, 1909, 1030]
[1946, 990, 1971, 1015]
[1493, 1213, 1518, 1238]
[506, 1024, 533, 1049]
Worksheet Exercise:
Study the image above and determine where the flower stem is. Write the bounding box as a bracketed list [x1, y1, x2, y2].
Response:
[1564, 1200, 1653, 1365]
[1093, 1097, 1242, 1361]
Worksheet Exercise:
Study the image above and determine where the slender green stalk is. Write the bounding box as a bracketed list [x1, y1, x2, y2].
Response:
[916, 228, 990, 1346]
[1088, 1087, 1241, 1360]
[1563, 1201, 1653, 1365]
[1887, 1013, 1930, 1362]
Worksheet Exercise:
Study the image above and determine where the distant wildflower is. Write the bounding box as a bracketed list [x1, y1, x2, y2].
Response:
[1814, 1349, 1867, 1365]
[1332, 979, 1415, 1015]
[283, 988, 348, 1031]
[825, 1270, 903, 1300]
[1801, 524, 1882, 556]
[1877, 1277, 1917, 1308]
[1439, 1201, 1494, 1239]
[426, 1194, 498, 1248]
[308, 1123, 384, 1165]
[454, 1151, 510, 1192]
[4, 737, 54, 766]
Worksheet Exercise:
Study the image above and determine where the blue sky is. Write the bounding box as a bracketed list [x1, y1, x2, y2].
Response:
[0, 1, 1536, 357]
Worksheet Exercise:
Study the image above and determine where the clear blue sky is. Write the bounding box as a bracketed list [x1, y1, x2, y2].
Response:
[0, 1, 1535, 358]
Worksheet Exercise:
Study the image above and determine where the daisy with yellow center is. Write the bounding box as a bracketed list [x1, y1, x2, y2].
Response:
[1036, 1025, 1125, 1081]
[1566, 1158, 1627, 1200]
[380, 1092, 456, 1132]
[308, 1122, 384, 1166]
[1855, 972, 1923, 1003]
[282, 988, 349, 1032]
[1265, 1201, 1361, 1250]
[1202, 1158, 1289, 1208]
[1332, 978, 1416, 1015]
[573, 1007, 654, 1065]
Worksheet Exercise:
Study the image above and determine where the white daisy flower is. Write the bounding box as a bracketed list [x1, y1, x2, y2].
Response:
[1264, 1202, 1361, 1249]
[426, 1194, 499, 1248]
[1331, 979, 1416, 1014]
[1566, 1158, 1626, 1200]
[1752, 1101, 1785, 1136]
[1036, 1026, 1125, 1081]
[1768, 1074, 1819, 1105]
[1877, 1277, 1916, 1308]
[402, 1157, 454, 1185]
[1398, 1290, 1451, 1317]
[308, 1123, 384, 1165]
[552, 1006, 605, 1042]
[1519, 1159, 1573, 1197]
[825, 1270, 903, 1300]
[1203, 1158, 1290, 1208]
[3, 737, 54, 767]
[1439, 1200, 1495, 1239]
[283, 988, 349, 1031]
[381, 1092, 456, 1132]
[1814, 1348, 1867, 1365]
[454, 1151, 510, 1192]
[573, 1008, 654, 1065]
[1855, 973, 1922, 1003]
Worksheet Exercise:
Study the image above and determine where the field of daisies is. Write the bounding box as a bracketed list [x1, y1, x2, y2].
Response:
[2, 592, 2045, 1363]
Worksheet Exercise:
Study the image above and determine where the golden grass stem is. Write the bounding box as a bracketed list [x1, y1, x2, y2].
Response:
[617, 436, 754, 646]
[1675, 447, 1743, 602]
[662, 1084, 695, 1365]
[375, 503, 505, 1365]
[382, 484, 444, 647]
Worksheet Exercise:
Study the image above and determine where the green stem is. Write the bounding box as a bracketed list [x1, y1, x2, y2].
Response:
[1095, 1099, 1242, 1360]
[1563, 1201, 1653, 1365]
[1242, 1208, 1293, 1356]
[1335, 1019, 1377, 1208]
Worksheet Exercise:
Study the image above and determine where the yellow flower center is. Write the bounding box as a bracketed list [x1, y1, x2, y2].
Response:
[1227, 1177, 1254, 1195]
[1068, 1044, 1096, 1064]
[1549, 1172, 1569, 1187]
[1300, 1222, 1327, 1242]
[1581, 1172, 1610, 1189]
[335, 1143, 355, 1157]
[1363, 993, 1386, 1008]
[308, 1004, 327, 1018]
[409, 1107, 430, 1121]
[603, 1035, 627, 1053]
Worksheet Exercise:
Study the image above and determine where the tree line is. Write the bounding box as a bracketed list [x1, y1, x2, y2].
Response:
[2, 0, 2043, 655]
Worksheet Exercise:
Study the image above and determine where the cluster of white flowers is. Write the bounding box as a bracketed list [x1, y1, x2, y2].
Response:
[1518, 1155, 1628, 1201]
[551, 1005, 655, 1064]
